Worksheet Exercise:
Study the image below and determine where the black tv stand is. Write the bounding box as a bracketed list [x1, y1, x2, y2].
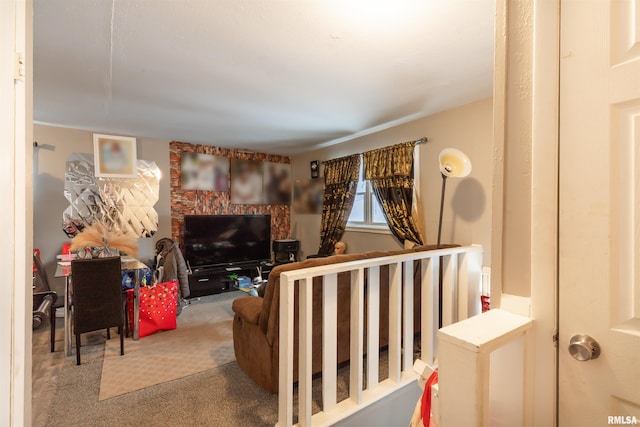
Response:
[187, 261, 272, 298]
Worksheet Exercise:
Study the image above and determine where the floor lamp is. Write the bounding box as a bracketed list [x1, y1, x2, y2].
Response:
[436, 148, 472, 327]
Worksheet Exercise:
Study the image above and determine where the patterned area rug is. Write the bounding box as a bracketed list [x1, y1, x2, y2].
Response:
[99, 292, 240, 400]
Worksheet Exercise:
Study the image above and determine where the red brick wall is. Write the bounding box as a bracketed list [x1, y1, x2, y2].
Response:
[169, 141, 291, 250]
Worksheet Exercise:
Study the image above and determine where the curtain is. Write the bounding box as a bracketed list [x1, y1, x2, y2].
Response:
[317, 154, 361, 255]
[363, 141, 424, 246]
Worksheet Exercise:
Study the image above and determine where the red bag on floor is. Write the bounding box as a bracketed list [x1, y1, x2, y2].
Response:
[126, 280, 178, 338]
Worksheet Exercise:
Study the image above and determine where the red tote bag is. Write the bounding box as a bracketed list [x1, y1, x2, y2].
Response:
[126, 280, 178, 338]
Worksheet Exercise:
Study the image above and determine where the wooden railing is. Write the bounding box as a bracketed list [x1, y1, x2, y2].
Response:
[276, 245, 484, 427]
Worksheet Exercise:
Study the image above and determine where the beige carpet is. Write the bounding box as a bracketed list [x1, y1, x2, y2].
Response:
[99, 292, 239, 400]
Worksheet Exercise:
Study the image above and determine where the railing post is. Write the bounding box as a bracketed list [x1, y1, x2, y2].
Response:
[438, 309, 533, 426]
[388, 262, 402, 383]
[402, 260, 414, 371]
[366, 266, 380, 390]
[278, 275, 295, 427]
[299, 277, 313, 426]
[441, 254, 458, 326]
[350, 268, 364, 403]
[420, 256, 438, 365]
[322, 273, 338, 412]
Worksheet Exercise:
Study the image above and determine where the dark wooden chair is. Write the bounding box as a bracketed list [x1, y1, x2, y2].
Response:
[33, 253, 58, 352]
[71, 256, 125, 365]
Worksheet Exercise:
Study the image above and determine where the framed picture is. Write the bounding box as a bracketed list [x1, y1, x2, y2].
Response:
[263, 162, 291, 204]
[230, 159, 263, 204]
[181, 152, 229, 191]
[293, 179, 323, 214]
[93, 134, 137, 178]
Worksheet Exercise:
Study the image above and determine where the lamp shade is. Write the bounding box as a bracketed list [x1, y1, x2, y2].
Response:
[438, 148, 472, 178]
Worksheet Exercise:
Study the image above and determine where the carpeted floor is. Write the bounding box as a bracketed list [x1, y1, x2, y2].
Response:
[99, 293, 236, 400]
[33, 291, 283, 427]
[41, 351, 280, 426]
[32, 290, 404, 426]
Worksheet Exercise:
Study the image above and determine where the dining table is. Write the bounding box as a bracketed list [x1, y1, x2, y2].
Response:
[55, 256, 148, 357]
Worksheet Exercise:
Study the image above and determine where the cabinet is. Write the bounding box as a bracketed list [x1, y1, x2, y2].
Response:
[187, 262, 273, 298]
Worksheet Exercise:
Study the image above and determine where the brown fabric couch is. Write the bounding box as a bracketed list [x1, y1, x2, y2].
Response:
[231, 244, 448, 393]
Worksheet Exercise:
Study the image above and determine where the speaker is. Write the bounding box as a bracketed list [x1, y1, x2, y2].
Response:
[273, 239, 299, 252]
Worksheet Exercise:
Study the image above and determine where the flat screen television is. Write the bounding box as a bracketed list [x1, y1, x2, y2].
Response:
[183, 214, 272, 269]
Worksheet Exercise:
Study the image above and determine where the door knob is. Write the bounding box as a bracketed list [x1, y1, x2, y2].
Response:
[569, 334, 601, 361]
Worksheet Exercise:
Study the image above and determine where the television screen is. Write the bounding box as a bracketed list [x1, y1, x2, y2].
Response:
[183, 215, 271, 268]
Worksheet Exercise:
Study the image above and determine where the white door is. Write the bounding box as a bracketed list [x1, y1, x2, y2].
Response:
[559, 0, 640, 424]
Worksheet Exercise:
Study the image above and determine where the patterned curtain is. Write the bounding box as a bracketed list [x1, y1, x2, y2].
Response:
[363, 141, 424, 246]
[318, 154, 361, 255]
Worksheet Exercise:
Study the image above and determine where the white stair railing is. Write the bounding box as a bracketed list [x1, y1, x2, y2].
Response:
[276, 245, 483, 427]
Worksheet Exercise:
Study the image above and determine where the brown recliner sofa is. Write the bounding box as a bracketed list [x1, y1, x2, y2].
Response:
[231, 244, 446, 393]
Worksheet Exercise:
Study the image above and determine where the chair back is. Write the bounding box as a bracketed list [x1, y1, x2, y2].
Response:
[71, 256, 123, 334]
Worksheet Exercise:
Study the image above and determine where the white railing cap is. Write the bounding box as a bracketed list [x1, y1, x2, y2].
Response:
[438, 308, 533, 353]
[280, 245, 482, 282]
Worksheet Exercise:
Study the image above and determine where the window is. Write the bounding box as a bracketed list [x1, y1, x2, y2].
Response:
[347, 166, 388, 231]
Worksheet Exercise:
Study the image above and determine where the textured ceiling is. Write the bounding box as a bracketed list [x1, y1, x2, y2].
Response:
[33, 0, 495, 155]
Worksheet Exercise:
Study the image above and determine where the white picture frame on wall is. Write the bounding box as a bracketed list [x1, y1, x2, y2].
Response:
[93, 133, 137, 178]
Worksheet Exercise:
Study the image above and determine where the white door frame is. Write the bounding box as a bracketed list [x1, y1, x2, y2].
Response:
[1, 0, 33, 425]
[529, 1, 560, 423]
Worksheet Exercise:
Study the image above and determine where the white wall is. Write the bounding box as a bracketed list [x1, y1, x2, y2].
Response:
[492, 0, 557, 423]
[335, 382, 422, 427]
[33, 125, 171, 296]
[290, 98, 493, 263]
